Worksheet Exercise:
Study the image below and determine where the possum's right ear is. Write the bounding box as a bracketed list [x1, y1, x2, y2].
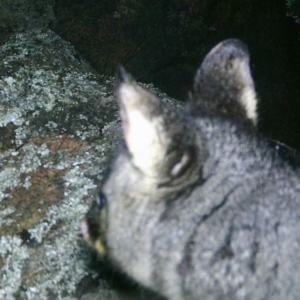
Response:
[192, 39, 258, 126]
[116, 65, 170, 177]
[116, 66, 197, 180]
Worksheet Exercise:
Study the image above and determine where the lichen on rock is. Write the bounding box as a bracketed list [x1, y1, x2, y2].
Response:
[0, 28, 178, 299]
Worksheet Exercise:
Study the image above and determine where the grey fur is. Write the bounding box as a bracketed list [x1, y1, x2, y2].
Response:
[84, 39, 300, 300]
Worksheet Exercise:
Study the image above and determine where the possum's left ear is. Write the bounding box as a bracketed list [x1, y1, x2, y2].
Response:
[192, 39, 258, 126]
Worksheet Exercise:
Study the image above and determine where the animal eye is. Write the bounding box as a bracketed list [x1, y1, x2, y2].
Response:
[96, 192, 107, 210]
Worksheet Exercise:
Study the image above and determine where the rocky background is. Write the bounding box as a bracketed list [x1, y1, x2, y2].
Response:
[0, 1, 300, 299]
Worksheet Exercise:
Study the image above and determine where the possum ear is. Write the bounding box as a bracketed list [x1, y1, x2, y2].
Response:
[193, 39, 258, 126]
[117, 65, 169, 177]
[117, 66, 195, 179]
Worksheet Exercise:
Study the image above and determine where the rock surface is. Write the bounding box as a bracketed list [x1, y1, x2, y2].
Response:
[0, 29, 176, 300]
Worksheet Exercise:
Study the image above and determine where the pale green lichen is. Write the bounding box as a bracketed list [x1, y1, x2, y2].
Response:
[0, 167, 20, 200]
[0, 236, 29, 297]
[0, 107, 24, 127]
[0, 207, 15, 226]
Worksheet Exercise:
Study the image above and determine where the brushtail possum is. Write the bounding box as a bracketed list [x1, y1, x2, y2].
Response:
[82, 39, 300, 300]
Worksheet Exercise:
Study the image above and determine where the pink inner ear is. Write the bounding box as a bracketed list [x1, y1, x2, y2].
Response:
[80, 219, 89, 239]
[120, 104, 130, 144]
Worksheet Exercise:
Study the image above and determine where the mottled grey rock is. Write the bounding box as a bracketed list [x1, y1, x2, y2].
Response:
[0, 29, 178, 300]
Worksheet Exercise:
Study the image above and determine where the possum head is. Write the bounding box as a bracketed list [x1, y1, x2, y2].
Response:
[81, 66, 204, 261]
[82, 39, 257, 275]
